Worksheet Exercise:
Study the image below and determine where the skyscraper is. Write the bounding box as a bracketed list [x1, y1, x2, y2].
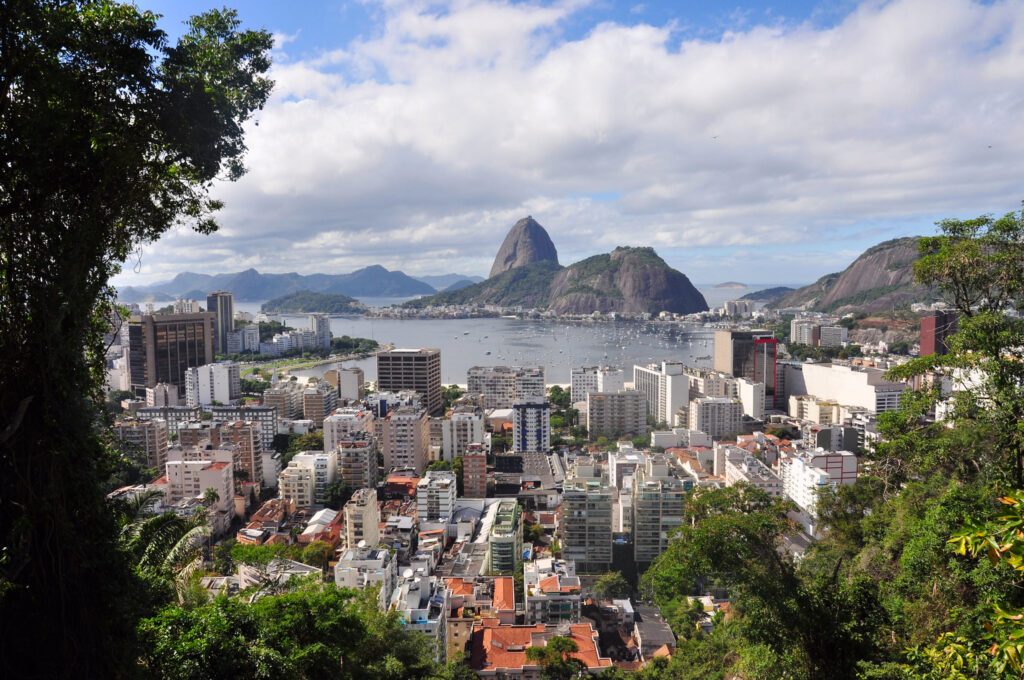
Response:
[920, 310, 959, 356]
[127, 312, 215, 395]
[376, 348, 442, 415]
[309, 313, 331, 350]
[714, 329, 779, 409]
[206, 290, 234, 355]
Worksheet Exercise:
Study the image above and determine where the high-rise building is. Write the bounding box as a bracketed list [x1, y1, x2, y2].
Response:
[206, 291, 234, 355]
[303, 383, 338, 427]
[417, 470, 457, 522]
[336, 438, 379, 490]
[335, 543, 396, 611]
[461, 443, 487, 498]
[325, 367, 365, 400]
[688, 397, 743, 439]
[309, 313, 332, 350]
[714, 329, 779, 409]
[633, 361, 690, 426]
[380, 406, 430, 474]
[284, 450, 338, 505]
[324, 407, 375, 452]
[571, 366, 625, 401]
[467, 366, 545, 409]
[343, 488, 380, 548]
[632, 456, 689, 566]
[263, 382, 304, 420]
[512, 398, 550, 453]
[488, 501, 523, 573]
[127, 312, 215, 395]
[377, 348, 442, 415]
[113, 418, 169, 469]
[920, 310, 959, 357]
[210, 405, 278, 448]
[441, 404, 485, 461]
[177, 421, 264, 491]
[560, 458, 614, 572]
[586, 390, 648, 439]
[184, 361, 241, 407]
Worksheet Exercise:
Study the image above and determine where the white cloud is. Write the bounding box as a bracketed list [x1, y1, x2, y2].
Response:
[116, 0, 1024, 286]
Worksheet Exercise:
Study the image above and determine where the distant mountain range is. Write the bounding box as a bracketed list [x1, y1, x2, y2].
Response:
[404, 218, 708, 315]
[116, 267, 484, 301]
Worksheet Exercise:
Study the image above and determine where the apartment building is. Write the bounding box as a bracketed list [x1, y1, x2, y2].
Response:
[336, 438, 379, 490]
[302, 382, 338, 427]
[381, 406, 430, 475]
[461, 443, 487, 498]
[523, 558, 582, 624]
[263, 382, 304, 420]
[184, 361, 241, 407]
[335, 544, 396, 610]
[488, 501, 524, 574]
[688, 397, 743, 439]
[632, 456, 689, 566]
[561, 458, 613, 571]
[512, 398, 550, 453]
[633, 361, 689, 426]
[343, 488, 381, 549]
[417, 470, 457, 522]
[586, 390, 648, 439]
[113, 418, 169, 469]
[441, 404, 485, 461]
[467, 366, 546, 409]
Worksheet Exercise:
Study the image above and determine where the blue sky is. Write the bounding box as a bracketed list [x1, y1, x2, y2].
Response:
[117, 0, 1024, 287]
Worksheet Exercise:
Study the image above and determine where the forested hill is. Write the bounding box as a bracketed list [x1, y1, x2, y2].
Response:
[261, 290, 365, 314]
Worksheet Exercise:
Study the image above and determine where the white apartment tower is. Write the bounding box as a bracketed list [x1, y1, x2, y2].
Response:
[467, 366, 546, 409]
[185, 361, 241, 407]
[633, 361, 690, 426]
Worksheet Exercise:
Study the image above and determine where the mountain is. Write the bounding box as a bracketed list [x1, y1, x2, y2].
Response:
[489, 216, 559, 278]
[414, 273, 485, 290]
[116, 266, 435, 301]
[547, 247, 707, 315]
[442, 279, 478, 292]
[261, 290, 365, 314]
[713, 281, 747, 290]
[404, 262, 562, 309]
[739, 286, 795, 302]
[776, 237, 936, 313]
[404, 239, 708, 316]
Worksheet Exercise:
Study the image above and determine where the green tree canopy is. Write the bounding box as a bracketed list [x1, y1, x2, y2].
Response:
[0, 2, 272, 674]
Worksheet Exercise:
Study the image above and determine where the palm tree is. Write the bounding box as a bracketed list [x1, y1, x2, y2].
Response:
[113, 489, 210, 603]
[203, 487, 221, 508]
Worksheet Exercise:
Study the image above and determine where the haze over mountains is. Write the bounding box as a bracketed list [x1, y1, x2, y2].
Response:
[117, 267, 484, 302]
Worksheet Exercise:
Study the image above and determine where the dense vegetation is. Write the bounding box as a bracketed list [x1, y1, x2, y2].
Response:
[402, 261, 563, 309]
[627, 210, 1024, 680]
[261, 289, 365, 314]
[0, 2, 272, 676]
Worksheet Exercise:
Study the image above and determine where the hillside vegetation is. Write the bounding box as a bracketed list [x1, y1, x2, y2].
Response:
[261, 290, 365, 314]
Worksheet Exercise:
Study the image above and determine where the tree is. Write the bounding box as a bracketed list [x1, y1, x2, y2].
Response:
[526, 636, 585, 680]
[301, 540, 334, 573]
[594, 571, 631, 600]
[442, 384, 466, 411]
[0, 2, 272, 673]
[524, 521, 545, 545]
[203, 487, 221, 508]
[548, 385, 571, 410]
[324, 479, 352, 511]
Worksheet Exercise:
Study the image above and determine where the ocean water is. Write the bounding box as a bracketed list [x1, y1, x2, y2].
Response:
[235, 283, 799, 383]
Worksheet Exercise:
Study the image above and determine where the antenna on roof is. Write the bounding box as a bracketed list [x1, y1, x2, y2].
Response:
[357, 539, 367, 548]
[403, 568, 414, 579]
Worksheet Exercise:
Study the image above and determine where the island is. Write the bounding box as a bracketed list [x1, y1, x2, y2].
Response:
[261, 290, 366, 314]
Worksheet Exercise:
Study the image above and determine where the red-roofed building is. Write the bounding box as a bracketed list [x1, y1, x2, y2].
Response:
[471, 620, 612, 678]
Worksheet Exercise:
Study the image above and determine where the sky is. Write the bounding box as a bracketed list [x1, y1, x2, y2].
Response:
[114, 0, 1024, 288]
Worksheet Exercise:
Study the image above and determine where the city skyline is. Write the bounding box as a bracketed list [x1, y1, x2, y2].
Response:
[112, 0, 1024, 287]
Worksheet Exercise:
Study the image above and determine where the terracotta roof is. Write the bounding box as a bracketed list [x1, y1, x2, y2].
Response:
[150, 475, 168, 485]
[538, 575, 560, 593]
[652, 644, 672, 659]
[493, 577, 515, 612]
[202, 461, 230, 470]
[471, 622, 611, 672]
[445, 578, 475, 597]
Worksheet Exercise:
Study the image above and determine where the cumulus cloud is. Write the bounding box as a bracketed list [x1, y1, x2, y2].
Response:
[117, 0, 1024, 286]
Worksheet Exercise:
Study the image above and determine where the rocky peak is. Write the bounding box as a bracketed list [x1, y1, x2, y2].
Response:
[489, 216, 559, 278]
